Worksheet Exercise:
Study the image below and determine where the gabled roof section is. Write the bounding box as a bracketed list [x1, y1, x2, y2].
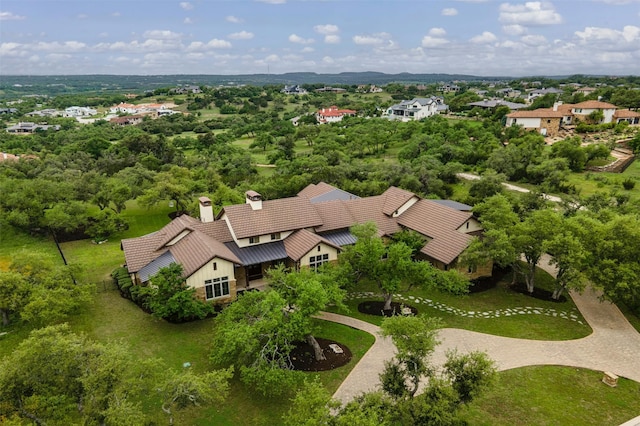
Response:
[298, 182, 338, 199]
[381, 186, 416, 216]
[430, 199, 473, 212]
[122, 214, 239, 276]
[506, 109, 566, 119]
[169, 231, 241, 277]
[283, 229, 341, 262]
[298, 182, 360, 204]
[398, 200, 474, 265]
[312, 196, 400, 236]
[613, 109, 640, 118]
[572, 100, 617, 109]
[220, 196, 323, 239]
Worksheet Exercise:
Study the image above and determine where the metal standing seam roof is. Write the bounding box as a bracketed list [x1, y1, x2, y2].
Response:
[430, 199, 473, 212]
[138, 251, 176, 283]
[319, 229, 358, 246]
[224, 241, 288, 266]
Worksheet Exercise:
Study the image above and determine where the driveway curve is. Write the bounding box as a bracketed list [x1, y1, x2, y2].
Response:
[320, 254, 640, 406]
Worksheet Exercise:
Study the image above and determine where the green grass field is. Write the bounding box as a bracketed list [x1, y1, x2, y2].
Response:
[461, 366, 640, 426]
[330, 266, 591, 341]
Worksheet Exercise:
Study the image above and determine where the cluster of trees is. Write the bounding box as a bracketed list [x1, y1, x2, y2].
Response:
[0, 251, 92, 326]
[0, 324, 233, 425]
[284, 315, 496, 426]
[465, 193, 640, 311]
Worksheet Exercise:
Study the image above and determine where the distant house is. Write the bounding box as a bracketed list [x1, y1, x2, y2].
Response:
[108, 102, 176, 117]
[0, 108, 17, 114]
[110, 115, 144, 126]
[315, 86, 347, 93]
[0, 152, 37, 161]
[171, 85, 202, 95]
[505, 100, 638, 136]
[281, 85, 308, 95]
[573, 87, 597, 96]
[121, 183, 490, 304]
[316, 106, 356, 124]
[526, 87, 563, 103]
[26, 109, 62, 118]
[613, 109, 640, 125]
[64, 106, 97, 117]
[570, 100, 617, 124]
[438, 84, 460, 93]
[386, 97, 447, 121]
[467, 99, 527, 110]
[6, 122, 61, 134]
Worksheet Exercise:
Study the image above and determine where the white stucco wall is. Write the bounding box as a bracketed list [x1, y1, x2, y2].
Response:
[457, 218, 483, 233]
[506, 117, 541, 129]
[298, 243, 339, 267]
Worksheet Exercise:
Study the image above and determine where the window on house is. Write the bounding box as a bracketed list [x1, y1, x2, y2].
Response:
[270, 232, 281, 240]
[213, 262, 217, 271]
[309, 253, 329, 271]
[468, 265, 477, 274]
[205, 276, 230, 300]
[547, 119, 551, 123]
[317, 245, 321, 252]
[466, 222, 469, 229]
[249, 236, 260, 244]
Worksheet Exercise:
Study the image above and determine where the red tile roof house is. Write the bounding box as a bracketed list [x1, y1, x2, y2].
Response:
[121, 183, 491, 304]
[316, 106, 357, 124]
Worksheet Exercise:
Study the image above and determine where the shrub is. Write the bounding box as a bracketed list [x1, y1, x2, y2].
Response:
[622, 178, 636, 190]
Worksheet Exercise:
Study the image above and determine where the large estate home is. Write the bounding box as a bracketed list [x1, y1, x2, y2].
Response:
[386, 97, 448, 122]
[316, 106, 357, 124]
[121, 183, 490, 304]
[505, 100, 640, 137]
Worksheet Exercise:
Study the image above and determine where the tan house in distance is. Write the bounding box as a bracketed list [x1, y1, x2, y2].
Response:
[121, 183, 490, 304]
[506, 100, 638, 136]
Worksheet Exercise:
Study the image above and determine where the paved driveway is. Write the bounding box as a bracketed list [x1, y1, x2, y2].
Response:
[322, 254, 640, 407]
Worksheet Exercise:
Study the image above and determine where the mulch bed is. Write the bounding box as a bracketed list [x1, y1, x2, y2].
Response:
[468, 265, 511, 293]
[509, 283, 567, 303]
[289, 338, 352, 371]
[357, 301, 418, 317]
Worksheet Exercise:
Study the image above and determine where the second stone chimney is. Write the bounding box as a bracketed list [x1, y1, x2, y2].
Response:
[199, 196, 214, 223]
[245, 190, 263, 210]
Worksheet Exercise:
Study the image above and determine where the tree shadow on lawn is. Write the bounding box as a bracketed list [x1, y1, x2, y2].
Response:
[357, 301, 419, 317]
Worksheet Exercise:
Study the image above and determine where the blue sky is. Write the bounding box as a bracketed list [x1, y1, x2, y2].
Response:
[1, 0, 639, 76]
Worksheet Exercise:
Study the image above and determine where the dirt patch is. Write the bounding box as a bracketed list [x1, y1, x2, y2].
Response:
[289, 337, 352, 371]
[357, 300, 418, 317]
[509, 283, 567, 303]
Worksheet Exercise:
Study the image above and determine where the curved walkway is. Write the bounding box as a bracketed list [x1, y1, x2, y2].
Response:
[320, 254, 640, 409]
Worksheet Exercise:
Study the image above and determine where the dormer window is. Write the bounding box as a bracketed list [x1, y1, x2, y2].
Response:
[249, 236, 260, 244]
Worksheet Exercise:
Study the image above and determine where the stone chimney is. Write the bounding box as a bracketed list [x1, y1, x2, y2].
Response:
[199, 196, 214, 223]
[553, 101, 563, 112]
[245, 190, 263, 211]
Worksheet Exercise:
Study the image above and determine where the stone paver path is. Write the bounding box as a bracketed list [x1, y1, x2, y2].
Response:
[321, 254, 640, 414]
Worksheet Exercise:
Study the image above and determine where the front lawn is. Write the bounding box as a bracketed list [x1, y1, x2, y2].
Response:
[331, 266, 591, 340]
[461, 366, 640, 426]
[66, 288, 374, 426]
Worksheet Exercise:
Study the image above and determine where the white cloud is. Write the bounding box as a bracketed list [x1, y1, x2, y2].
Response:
[353, 32, 391, 45]
[441, 8, 458, 16]
[502, 24, 527, 35]
[314, 24, 339, 35]
[265, 54, 279, 62]
[179, 2, 193, 10]
[111, 12, 121, 17]
[183, 17, 193, 24]
[301, 46, 315, 53]
[322, 56, 335, 64]
[593, 0, 640, 4]
[499, 2, 562, 26]
[421, 36, 449, 48]
[470, 31, 498, 43]
[226, 15, 243, 23]
[0, 11, 26, 20]
[99, 32, 109, 38]
[186, 39, 232, 51]
[521, 34, 547, 45]
[575, 25, 640, 50]
[143, 30, 182, 40]
[324, 35, 340, 44]
[429, 27, 447, 37]
[228, 31, 254, 40]
[288, 34, 314, 44]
